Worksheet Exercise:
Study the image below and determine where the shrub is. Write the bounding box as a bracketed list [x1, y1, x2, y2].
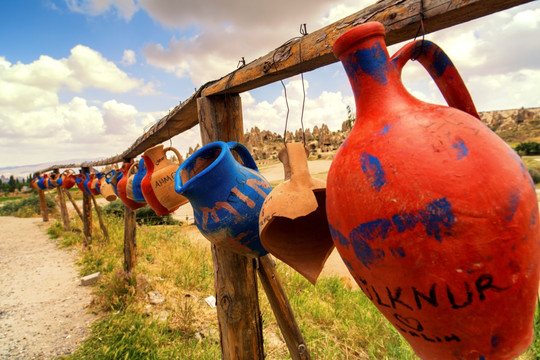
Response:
[515, 142, 540, 155]
[0, 192, 56, 217]
[102, 200, 179, 225]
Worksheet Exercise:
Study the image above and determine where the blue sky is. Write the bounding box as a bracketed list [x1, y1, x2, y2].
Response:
[0, 0, 539, 169]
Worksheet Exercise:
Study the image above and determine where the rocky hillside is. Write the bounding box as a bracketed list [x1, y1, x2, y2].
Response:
[183, 107, 540, 162]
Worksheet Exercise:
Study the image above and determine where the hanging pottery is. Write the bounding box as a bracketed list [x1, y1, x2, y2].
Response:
[117, 162, 146, 211]
[132, 158, 147, 202]
[327, 21, 539, 360]
[109, 169, 123, 197]
[141, 145, 188, 216]
[99, 170, 117, 202]
[126, 161, 147, 206]
[175, 141, 271, 257]
[259, 142, 334, 284]
[88, 173, 100, 196]
[30, 175, 40, 190]
[75, 173, 87, 194]
[50, 172, 62, 187]
[61, 170, 76, 190]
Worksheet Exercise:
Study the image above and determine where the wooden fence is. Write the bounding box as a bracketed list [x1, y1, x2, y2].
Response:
[35, 0, 532, 358]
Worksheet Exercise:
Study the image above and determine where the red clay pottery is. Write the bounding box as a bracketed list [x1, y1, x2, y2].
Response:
[117, 162, 146, 211]
[141, 145, 188, 216]
[126, 161, 147, 206]
[31, 175, 40, 190]
[175, 141, 272, 257]
[88, 173, 100, 196]
[61, 170, 76, 190]
[259, 142, 334, 283]
[327, 22, 540, 360]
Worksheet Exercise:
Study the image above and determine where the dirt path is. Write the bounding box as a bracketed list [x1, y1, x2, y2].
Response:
[0, 216, 95, 360]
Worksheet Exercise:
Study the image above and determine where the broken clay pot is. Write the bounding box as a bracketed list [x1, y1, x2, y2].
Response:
[259, 142, 334, 284]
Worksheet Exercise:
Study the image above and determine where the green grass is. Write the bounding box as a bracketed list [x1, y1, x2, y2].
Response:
[0, 195, 23, 203]
[48, 211, 539, 360]
[0, 192, 56, 217]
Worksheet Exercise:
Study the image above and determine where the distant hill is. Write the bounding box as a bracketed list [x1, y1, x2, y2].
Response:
[480, 107, 540, 143]
[0, 159, 90, 178]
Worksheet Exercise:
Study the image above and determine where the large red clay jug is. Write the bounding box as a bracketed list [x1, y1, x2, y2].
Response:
[117, 162, 146, 211]
[327, 22, 539, 360]
[141, 145, 188, 216]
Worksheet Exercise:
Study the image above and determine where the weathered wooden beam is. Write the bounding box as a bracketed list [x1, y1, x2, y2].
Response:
[201, 0, 533, 96]
[257, 255, 311, 360]
[91, 194, 109, 241]
[65, 189, 84, 222]
[38, 190, 49, 222]
[124, 204, 137, 275]
[198, 94, 265, 360]
[82, 167, 92, 246]
[56, 187, 71, 230]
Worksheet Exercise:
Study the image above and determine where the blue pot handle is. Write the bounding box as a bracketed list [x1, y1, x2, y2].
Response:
[227, 141, 258, 171]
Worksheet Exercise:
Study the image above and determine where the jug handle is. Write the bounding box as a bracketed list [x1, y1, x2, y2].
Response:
[127, 162, 139, 177]
[164, 147, 184, 163]
[227, 142, 259, 171]
[391, 40, 480, 120]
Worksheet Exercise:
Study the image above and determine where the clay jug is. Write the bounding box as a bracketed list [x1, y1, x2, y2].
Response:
[46, 176, 53, 189]
[30, 175, 40, 190]
[110, 169, 123, 197]
[50, 172, 62, 187]
[126, 161, 147, 206]
[327, 22, 540, 360]
[36, 175, 47, 190]
[259, 143, 334, 284]
[175, 141, 272, 257]
[117, 162, 146, 211]
[61, 170, 76, 190]
[142, 145, 188, 216]
[99, 170, 117, 202]
[132, 158, 147, 202]
[89, 173, 100, 196]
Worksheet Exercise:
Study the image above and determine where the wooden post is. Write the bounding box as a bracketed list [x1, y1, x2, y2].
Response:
[257, 255, 311, 360]
[56, 187, 71, 230]
[122, 160, 137, 275]
[65, 189, 84, 222]
[123, 204, 137, 275]
[91, 194, 109, 241]
[38, 189, 49, 222]
[82, 167, 92, 246]
[198, 94, 265, 360]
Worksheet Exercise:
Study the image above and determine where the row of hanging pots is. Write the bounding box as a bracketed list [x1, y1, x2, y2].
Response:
[31, 170, 78, 191]
[167, 21, 539, 360]
[27, 20, 537, 360]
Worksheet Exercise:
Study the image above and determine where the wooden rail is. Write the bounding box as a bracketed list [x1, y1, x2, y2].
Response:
[38, 0, 531, 173]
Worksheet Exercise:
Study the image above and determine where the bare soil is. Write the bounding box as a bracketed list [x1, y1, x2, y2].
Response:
[0, 217, 95, 360]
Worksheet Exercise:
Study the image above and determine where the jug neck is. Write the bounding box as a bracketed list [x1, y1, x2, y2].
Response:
[144, 145, 171, 170]
[335, 23, 411, 122]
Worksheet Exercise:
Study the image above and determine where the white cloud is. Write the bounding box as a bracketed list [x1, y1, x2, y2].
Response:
[140, 0, 377, 86]
[65, 0, 138, 20]
[242, 77, 354, 135]
[121, 49, 136, 65]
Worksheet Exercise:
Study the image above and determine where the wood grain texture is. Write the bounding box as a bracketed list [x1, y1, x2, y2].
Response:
[56, 187, 71, 231]
[201, 0, 532, 96]
[82, 193, 92, 247]
[198, 94, 265, 360]
[258, 255, 311, 360]
[123, 205, 137, 274]
[91, 194, 109, 241]
[38, 190, 49, 222]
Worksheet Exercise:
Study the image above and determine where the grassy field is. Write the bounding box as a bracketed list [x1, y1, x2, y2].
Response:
[43, 206, 539, 360]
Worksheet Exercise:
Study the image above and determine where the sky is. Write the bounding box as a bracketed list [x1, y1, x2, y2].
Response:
[0, 0, 539, 170]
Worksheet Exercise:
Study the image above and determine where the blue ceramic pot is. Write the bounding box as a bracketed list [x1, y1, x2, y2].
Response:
[132, 158, 147, 202]
[175, 141, 271, 257]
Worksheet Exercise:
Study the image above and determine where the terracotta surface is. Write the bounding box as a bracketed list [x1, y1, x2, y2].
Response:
[327, 21, 540, 360]
[259, 143, 334, 284]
